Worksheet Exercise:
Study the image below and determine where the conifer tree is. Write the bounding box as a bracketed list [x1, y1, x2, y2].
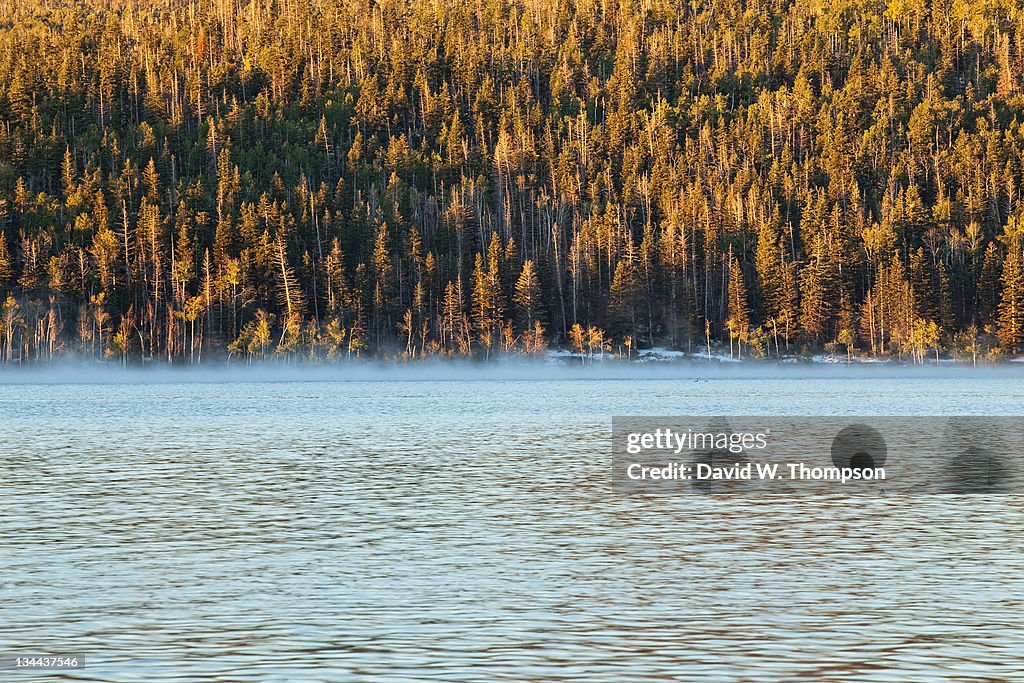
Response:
[756, 222, 783, 320]
[513, 260, 543, 332]
[799, 248, 831, 343]
[978, 243, 1002, 327]
[755, 221, 797, 351]
[485, 232, 507, 328]
[441, 279, 467, 355]
[371, 223, 395, 350]
[910, 247, 938, 324]
[609, 241, 643, 340]
[471, 253, 494, 354]
[997, 241, 1024, 353]
[836, 290, 857, 360]
[725, 252, 751, 358]
[0, 233, 13, 288]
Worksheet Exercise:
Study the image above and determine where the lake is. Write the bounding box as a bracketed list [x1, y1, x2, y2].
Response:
[3, 365, 1023, 681]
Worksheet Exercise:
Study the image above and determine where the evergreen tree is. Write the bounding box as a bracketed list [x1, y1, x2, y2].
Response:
[910, 247, 938, 324]
[978, 243, 1002, 327]
[0, 233, 13, 288]
[755, 220, 797, 351]
[371, 223, 395, 350]
[471, 253, 494, 354]
[725, 252, 751, 358]
[997, 241, 1024, 353]
[799, 249, 831, 343]
[608, 241, 643, 339]
[513, 260, 543, 332]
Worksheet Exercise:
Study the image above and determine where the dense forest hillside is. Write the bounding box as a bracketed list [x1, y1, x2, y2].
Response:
[2, 0, 1024, 362]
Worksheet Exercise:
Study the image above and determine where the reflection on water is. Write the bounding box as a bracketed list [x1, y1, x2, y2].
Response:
[2, 375, 1024, 681]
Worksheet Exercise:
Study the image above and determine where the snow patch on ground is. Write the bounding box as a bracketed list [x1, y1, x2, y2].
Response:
[810, 354, 849, 364]
[693, 351, 743, 363]
[545, 349, 614, 364]
[547, 346, 745, 364]
[634, 347, 690, 362]
[546, 347, 966, 365]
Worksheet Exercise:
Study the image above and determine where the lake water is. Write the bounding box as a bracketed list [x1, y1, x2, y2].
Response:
[3, 367, 1024, 681]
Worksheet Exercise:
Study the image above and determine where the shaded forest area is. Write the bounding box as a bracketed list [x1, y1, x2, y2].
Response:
[2, 0, 1024, 363]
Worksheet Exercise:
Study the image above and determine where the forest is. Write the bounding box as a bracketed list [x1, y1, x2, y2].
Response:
[2, 0, 1024, 363]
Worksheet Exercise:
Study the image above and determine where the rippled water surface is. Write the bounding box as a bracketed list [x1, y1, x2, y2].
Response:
[3, 370, 1024, 681]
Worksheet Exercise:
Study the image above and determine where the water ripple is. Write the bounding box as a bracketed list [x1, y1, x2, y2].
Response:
[2, 377, 1023, 681]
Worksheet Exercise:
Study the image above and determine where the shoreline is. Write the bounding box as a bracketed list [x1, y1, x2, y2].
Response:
[0, 353, 1022, 385]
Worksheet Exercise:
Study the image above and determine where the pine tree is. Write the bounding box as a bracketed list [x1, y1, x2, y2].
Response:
[937, 261, 954, 334]
[978, 242, 1002, 327]
[609, 240, 643, 339]
[997, 241, 1024, 353]
[756, 222, 783, 320]
[836, 289, 857, 360]
[755, 220, 797, 352]
[513, 260, 543, 331]
[143, 158, 161, 204]
[61, 148, 77, 199]
[881, 254, 917, 359]
[725, 252, 751, 358]
[471, 253, 494, 354]
[799, 251, 830, 343]
[910, 247, 938, 323]
[485, 232, 507, 327]
[371, 223, 395, 349]
[0, 233, 13, 288]
[441, 279, 466, 354]
[324, 238, 352, 318]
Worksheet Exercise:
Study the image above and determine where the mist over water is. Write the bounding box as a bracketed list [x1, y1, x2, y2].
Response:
[2, 357, 1024, 386]
[3, 373, 1023, 681]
